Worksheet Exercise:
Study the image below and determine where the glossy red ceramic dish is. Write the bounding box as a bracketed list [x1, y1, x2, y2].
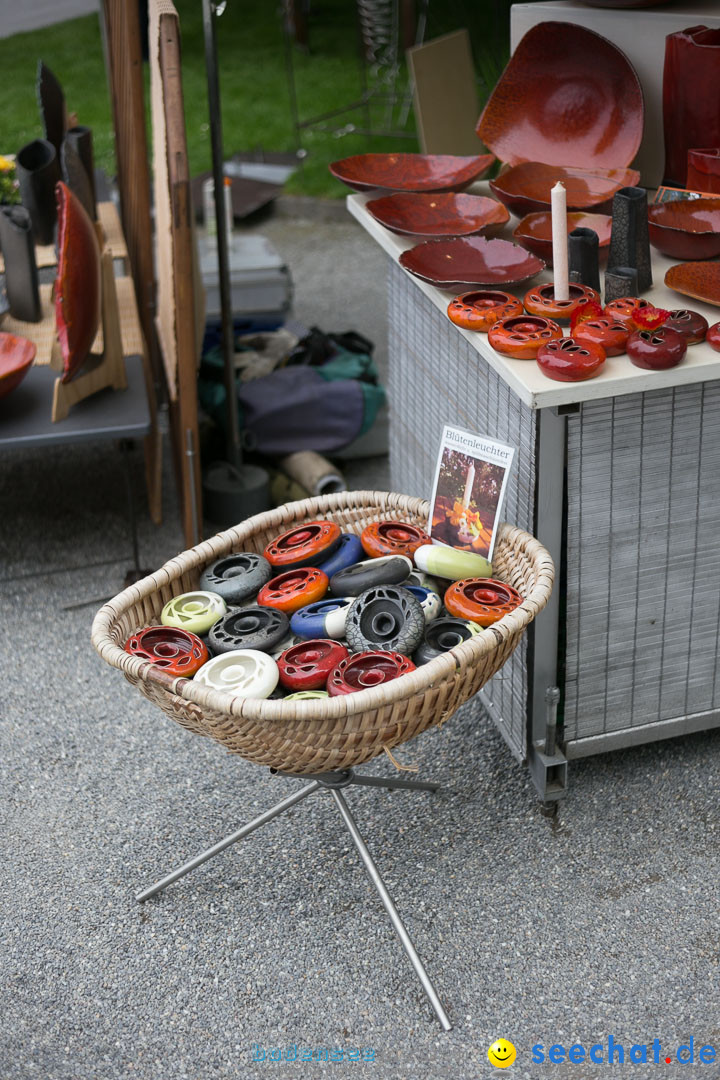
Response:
[647, 198, 720, 260]
[55, 181, 101, 383]
[490, 162, 640, 218]
[365, 192, 509, 239]
[399, 235, 545, 290]
[329, 153, 495, 194]
[513, 211, 612, 264]
[0, 332, 36, 399]
[665, 262, 720, 308]
[476, 22, 643, 170]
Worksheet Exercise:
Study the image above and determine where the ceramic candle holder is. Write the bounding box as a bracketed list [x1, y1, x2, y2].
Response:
[662, 309, 708, 344]
[488, 314, 563, 359]
[523, 282, 599, 324]
[626, 326, 687, 370]
[447, 290, 524, 332]
[604, 267, 639, 306]
[568, 227, 601, 292]
[607, 186, 652, 293]
[536, 337, 606, 382]
[574, 317, 629, 356]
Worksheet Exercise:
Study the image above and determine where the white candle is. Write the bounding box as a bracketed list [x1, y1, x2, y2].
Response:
[462, 462, 475, 509]
[551, 181, 569, 302]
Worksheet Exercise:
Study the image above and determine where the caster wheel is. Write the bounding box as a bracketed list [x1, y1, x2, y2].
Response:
[626, 326, 687, 370]
[284, 690, 330, 701]
[603, 296, 651, 330]
[208, 605, 289, 655]
[290, 596, 353, 640]
[161, 591, 227, 635]
[413, 616, 482, 665]
[277, 639, 350, 691]
[360, 520, 432, 559]
[264, 520, 341, 569]
[329, 554, 413, 597]
[199, 552, 272, 604]
[327, 650, 416, 696]
[315, 533, 364, 577]
[193, 649, 279, 699]
[447, 290, 524, 332]
[124, 625, 209, 677]
[444, 577, 524, 626]
[662, 308, 708, 345]
[414, 543, 491, 581]
[257, 567, 329, 614]
[406, 569, 443, 593]
[488, 314, 563, 359]
[270, 633, 305, 660]
[573, 317, 629, 357]
[523, 282, 600, 323]
[345, 585, 425, 655]
[536, 337, 606, 382]
[403, 585, 442, 624]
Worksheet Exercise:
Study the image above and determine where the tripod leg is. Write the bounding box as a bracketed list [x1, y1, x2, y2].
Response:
[350, 773, 443, 794]
[329, 788, 452, 1032]
[136, 781, 320, 903]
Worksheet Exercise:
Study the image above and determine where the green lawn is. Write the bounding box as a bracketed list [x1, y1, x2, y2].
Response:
[0, 1, 511, 199]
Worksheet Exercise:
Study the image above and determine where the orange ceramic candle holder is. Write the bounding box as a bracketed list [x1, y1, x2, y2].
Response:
[603, 296, 652, 330]
[446, 290, 523, 332]
[523, 282, 600, 322]
[573, 317, 629, 356]
[488, 315, 563, 359]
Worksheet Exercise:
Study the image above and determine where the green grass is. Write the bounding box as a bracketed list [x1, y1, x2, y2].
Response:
[0, 1, 512, 199]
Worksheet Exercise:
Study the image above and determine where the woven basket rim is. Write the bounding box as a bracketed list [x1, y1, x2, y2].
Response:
[91, 490, 554, 722]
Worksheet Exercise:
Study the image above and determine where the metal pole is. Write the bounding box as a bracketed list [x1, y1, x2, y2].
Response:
[329, 788, 452, 1032]
[185, 427, 200, 545]
[201, 0, 243, 471]
[136, 781, 320, 902]
[545, 686, 560, 757]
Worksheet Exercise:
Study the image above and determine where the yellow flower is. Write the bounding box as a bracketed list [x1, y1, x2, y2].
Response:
[0, 156, 14, 172]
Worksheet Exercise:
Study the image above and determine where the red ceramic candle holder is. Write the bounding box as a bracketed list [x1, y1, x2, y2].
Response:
[573, 317, 629, 356]
[327, 650, 416, 696]
[662, 309, 708, 345]
[626, 327, 687, 370]
[603, 296, 652, 330]
[446, 290, 524, 332]
[488, 315, 563, 359]
[264, 521, 341, 569]
[444, 578, 523, 627]
[706, 322, 720, 352]
[523, 282, 600, 322]
[536, 337, 606, 382]
[360, 520, 431, 560]
[277, 639, 349, 692]
[257, 567, 329, 614]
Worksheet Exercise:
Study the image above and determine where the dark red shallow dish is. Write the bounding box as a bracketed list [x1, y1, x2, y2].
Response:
[490, 162, 640, 218]
[329, 152, 495, 193]
[476, 21, 643, 170]
[0, 332, 36, 400]
[366, 192, 509, 239]
[648, 198, 720, 260]
[399, 235, 545, 290]
[665, 262, 720, 308]
[513, 211, 612, 264]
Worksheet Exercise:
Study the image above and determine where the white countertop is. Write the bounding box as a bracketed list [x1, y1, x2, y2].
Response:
[347, 186, 720, 411]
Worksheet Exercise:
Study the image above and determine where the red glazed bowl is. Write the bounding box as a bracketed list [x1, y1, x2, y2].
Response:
[490, 162, 640, 218]
[399, 235, 545, 290]
[513, 211, 612, 264]
[329, 153, 494, 194]
[365, 192, 509, 239]
[476, 21, 644, 171]
[0, 332, 36, 399]
[648, 198, 720, 260]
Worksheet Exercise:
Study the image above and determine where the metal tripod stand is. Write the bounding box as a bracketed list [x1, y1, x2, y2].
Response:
[136, 767, 452, 1031]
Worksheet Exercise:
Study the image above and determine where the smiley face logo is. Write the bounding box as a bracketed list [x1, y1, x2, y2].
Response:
[488, 1039, 516, 1068]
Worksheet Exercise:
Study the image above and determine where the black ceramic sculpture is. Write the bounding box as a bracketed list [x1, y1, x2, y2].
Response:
[604, 265, 639, 304]
[0, 206, 41, 322]
[607, 186, 652, 293]
[61, 139, 95, 222]
[36, 60, 67, 155]
[568, 227, 601, 293]
[15, 139, 60, 246]
[63, 125, 96, 218]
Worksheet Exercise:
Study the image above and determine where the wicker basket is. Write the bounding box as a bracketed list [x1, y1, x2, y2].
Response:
[91, 492, 554, 774]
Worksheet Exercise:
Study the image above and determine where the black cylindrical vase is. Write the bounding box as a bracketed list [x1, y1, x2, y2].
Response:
[0, 206, 41, 322]
[15, 138, 60, 245]
[63, 125, 96, 217]
[607, 186, 652, 293]
[604, 265, 639, 305]
[568, 227, 600, 293]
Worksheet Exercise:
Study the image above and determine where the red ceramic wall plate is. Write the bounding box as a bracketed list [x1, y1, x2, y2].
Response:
[706, 322, 720, 351]
[329, 153, 494, 194]
[513, 211, 612, 265]
[523, 282, 600, 322]
[365, 192, 509, 239]
[54, 181, 101, 384]
[477, 22, 643, 170]
[444, 578, 523, 626]
[399, 236, 545, 290]
[488, 315, 563, 359]
[489, 162, 640, 218]
[603, 297, 652, 329]
[447, 290, 524, 332]
[277, 639, 349, 692]
[536, 337, 606, 382]
[327, 650, 415, 696]
[662, 309, 708, 344]
[573, 318, 629, 356]
[648, 198, 720, 261]
[124, 625, 209, 678]
[360, 520, 431, 559]
[264, 520, 341, 569]
[665, 262, 720, 308]
[626, 327, 687, 370]
[257, 567, 329, 614]
[0, 332, 36, 400]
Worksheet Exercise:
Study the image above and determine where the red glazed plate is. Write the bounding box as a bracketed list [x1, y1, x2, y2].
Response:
[665, 262, 720, 308]
[513, 211, 612, 264]
[476, 21, 643, 170]
[490, 162, 640, 218]
[365, 193, 509, 239]
[0, 332, 36, 399]
[647, 198, 720, 260]
[55, 181, 101, 383]
[329, 153, 494, 193]
[399, 235, 545, 290]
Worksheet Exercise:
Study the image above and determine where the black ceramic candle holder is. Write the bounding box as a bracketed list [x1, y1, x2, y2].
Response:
[568, 226, 600, 293]
[607, 186, 652, 293]
[604, 265, 639, 305]
[15, 138, 60, 246]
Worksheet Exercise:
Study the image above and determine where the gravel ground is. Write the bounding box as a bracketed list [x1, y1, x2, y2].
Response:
[2, 215, 719, 1080]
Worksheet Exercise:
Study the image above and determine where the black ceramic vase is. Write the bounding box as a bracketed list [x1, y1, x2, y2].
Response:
[568, 227, 600, 293]
[0, 206, 41, 322]
[607, 186, 652, 293]
[36, 60, 67, 155]
[15, 139, 60, 245]
[63, 125, 96, 218]
[61, 139, 95, 222]
[604, 265, 639, 305]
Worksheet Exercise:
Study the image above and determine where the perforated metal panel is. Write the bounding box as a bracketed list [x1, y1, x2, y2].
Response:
[387, 263, 537, 760]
